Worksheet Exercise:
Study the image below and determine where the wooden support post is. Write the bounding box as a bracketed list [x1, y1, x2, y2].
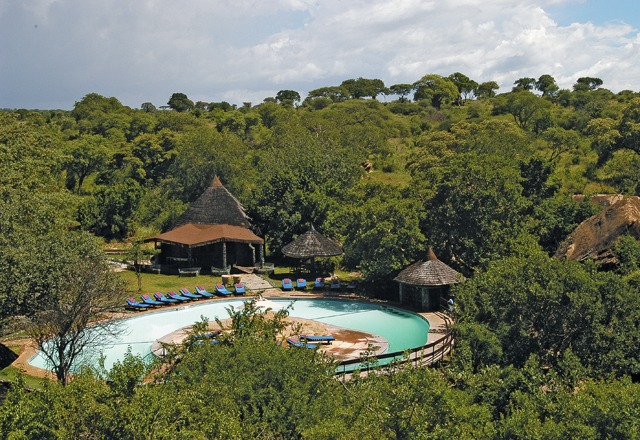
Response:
[223, 242, 227, 269]
[260, 244, 264, 268]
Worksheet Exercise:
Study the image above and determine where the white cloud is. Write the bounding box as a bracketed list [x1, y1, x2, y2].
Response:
[0, 0, 638, 109]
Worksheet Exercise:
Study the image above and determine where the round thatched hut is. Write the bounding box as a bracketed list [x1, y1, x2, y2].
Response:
[393, 248, 463, 312]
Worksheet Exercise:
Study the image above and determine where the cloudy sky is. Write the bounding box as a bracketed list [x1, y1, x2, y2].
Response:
[1, 0, 639, 110]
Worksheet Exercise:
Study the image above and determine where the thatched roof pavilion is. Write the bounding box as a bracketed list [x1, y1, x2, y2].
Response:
[281, 226, 343, 258]
[394, 248, 463, 312]
[146, 177, 264, 272]
[281, 226, 343, 276]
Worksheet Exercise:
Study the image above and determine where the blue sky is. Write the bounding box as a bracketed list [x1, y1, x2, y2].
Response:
[1, 0, 639, 110]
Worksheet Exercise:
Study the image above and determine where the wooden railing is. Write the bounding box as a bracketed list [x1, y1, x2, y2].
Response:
[335, 299, 456, 376]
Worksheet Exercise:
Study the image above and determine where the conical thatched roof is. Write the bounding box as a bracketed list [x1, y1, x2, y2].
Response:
[171, 176, 251, 230]
[281, 226, 343, 258]
[394, 249, 463, 287]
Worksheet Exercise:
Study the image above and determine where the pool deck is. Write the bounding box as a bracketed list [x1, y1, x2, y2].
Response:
[4, 274, 453, 381]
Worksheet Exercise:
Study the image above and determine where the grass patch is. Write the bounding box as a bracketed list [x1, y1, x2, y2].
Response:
[0, 365, 51, 389]
[118, 270, 224, 300]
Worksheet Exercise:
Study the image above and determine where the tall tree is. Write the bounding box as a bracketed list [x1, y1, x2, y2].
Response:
[390, 84, 414, 102]
[63, 134, 111, 194]
[513, 77, 536, 91]
[21, 232, 126, 385]
[574, 77, 603, 92]
[448, 72, 477, 101]
[535, 74, 559, 97]
[475, 81, 499, 99]
[412, 74, 459, 108]
[276, 90, 301, 104]
[167, 93, 194, 112]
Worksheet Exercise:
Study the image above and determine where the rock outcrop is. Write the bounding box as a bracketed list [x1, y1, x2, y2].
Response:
[555, 196, 640, 265]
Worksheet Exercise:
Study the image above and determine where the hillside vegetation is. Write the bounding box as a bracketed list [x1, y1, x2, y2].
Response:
[3, 74, 640, 438]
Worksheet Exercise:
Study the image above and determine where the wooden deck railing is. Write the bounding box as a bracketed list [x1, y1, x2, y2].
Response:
[335, 299, 456, 376]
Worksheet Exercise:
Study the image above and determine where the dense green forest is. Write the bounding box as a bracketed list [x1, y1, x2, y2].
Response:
[3, 73, 640, 438]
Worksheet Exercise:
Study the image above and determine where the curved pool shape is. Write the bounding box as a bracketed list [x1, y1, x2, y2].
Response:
[29, 299, 430, 372]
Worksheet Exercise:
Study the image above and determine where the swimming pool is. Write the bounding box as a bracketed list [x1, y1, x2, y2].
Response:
[29, 298, 430, 372]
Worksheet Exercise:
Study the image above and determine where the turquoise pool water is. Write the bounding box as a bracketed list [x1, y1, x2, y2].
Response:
[29, 299, 430, 372]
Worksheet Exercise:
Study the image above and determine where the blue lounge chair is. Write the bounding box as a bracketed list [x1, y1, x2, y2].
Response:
[194, 339, 219, 346]
[194, 329, 222, 339]
[167, 291, 191, 302]
[300, 334, 335, 344]
[125, 297, 150, 309]
[330, 279, 341, 290]
[140, 294, 164, 307]
[347, 280, 358, 291]
[314, 277, 325, 289]
[215, 284, 233, 296]
[282, 278, 293, 291]
[154, 292, 178, 303]
[195, 286, 215, 297]
[179, 288, 202, 300]
[234, 283, 246, 294]
[296, 279, 307, 290]
[287, 338, 317, 349]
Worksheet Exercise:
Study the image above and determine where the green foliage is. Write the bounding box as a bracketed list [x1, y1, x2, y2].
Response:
[329, 181, 426, 288]
[412, 152, 534, 272]
[454, 254, 640, 376]
[413, 74, 459, 108]
[492, 90, 552, 131]
[167, 92, 194, 112]
[611, 234, 640, 275]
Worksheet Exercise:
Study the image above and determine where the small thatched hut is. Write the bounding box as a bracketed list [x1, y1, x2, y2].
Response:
[281, 226, 343, 274]
[394, 248, 463, 312]
[146, 177, 264, 272]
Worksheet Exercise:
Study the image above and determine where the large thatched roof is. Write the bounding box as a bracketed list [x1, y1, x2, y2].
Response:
[281, 226, 343, 258]
[555, 196, 640, 265]
[170, 176, 251, 230]
[394, 249, 463, 287]
[146, 223, 263, 248]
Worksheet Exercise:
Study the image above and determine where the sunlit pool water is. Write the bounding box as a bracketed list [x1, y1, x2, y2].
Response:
[29, 298, 430, 372]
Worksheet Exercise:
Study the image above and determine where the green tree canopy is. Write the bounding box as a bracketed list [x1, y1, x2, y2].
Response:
[412, 74, 459, 108]
[167, 92, 194, 112]
[275, 89, 301, 103]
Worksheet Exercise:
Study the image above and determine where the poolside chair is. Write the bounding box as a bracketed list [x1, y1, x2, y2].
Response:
[347, 280, 358, 291]
[314, 277, 325, 289]
[282, 278, 293, 291]
[296, 279, 307, 290]
[234, 283, 246, 294]
[194, 329, 222, 340]
[179, 288, 202, 300]
[300, 334, 334, 344]
[154, 292, 178, 303]
[195, 286, 215, 297]
[287, 338, 317, 349]
[167, 291, 191, 302]
[215, 284, 233, 296]
[193, 339, 219, 347]
[125, 297, 150, 309]
[330, 278, 341, 290]
[140, 294, 164, 307]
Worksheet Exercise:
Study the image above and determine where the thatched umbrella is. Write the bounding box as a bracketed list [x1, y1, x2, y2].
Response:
[281, 226, 343, 275]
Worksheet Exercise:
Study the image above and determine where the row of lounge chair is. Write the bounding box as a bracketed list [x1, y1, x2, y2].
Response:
[281, 278, 358, 291]
[125, 284, 247, 310]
